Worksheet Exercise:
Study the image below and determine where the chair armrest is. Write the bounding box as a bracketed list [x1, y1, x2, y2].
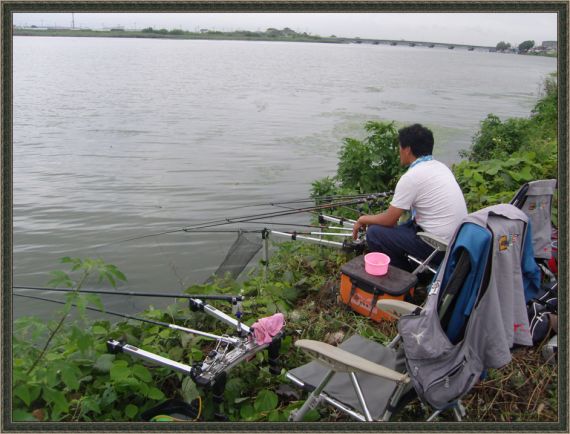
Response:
[294, 339, 409, 384]
[377, 299, 421, 319]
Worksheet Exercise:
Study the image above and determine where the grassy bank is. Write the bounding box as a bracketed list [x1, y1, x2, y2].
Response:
[12, 75, 559, 423]
[13, 28, 343, 44]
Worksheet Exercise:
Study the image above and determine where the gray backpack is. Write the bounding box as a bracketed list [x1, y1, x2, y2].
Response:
[398, 204, 534, 410]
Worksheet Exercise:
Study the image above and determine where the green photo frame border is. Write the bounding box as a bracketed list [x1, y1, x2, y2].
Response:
[1, 1, 567, 432]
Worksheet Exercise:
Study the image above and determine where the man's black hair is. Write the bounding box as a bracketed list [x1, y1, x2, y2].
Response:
[398, 124, 434, 157]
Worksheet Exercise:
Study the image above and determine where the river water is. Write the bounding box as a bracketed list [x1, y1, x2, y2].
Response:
[12, 36, 556, 318]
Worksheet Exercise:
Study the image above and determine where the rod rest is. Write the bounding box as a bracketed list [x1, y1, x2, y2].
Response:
[107, 339, 124, 354]
[189, 298, 204, 312]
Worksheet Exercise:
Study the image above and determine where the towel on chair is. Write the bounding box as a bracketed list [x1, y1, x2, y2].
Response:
[251, 313, 285, 344]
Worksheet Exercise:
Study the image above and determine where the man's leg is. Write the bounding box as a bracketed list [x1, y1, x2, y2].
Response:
[366, 222, 438, 271]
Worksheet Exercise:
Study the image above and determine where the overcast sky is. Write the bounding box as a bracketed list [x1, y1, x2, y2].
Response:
[13, 12, 558, 46]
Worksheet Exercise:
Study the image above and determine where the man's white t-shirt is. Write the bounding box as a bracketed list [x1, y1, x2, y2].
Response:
[390, 159, 467, 243]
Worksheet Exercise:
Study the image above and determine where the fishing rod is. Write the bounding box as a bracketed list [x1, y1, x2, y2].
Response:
[15, 292, 284, 420]
[220, 192, 390, 212]
[160, 229, 262, 234]
[269, 230, 344, 248]
[13, 286, 245, 302]
[267, 229, 366, 254]
[177, 197, 377, 231]
[174, 193, 390, 233]
[14, 293, 242, 345]
[99, 196, 379, 248]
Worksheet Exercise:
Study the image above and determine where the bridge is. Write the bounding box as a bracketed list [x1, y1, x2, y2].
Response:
[336, 37, 495, 51]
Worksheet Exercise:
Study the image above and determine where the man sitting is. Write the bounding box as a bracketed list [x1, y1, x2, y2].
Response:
[352, 123, 467, 271]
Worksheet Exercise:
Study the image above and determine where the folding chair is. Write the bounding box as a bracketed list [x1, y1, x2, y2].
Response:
[510, 179, 557, 282]
[407, 232, 449, 276]
[287, 204, 538, 422]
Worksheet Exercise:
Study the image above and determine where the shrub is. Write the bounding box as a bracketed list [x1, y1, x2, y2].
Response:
[531, 73, 557, 141]
[452, 150, 556, 212]
[336, 121, 404, 193]
[455, 72, 558, 216]
[461, 114, 532, 162]
[460, 73, 557, 162]
[310, 121, 402, 220]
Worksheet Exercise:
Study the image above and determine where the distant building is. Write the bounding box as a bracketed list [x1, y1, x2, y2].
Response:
[542, 41, 557, 51]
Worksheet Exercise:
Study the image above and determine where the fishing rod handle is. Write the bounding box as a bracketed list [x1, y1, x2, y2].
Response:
[168, 324, 241, 345]
[318, 215, 356, 227]
[107, 340, 193, 375]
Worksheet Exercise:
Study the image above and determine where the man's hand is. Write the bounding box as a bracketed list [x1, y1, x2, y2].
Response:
[352, 218, 367, 240]
[352, 206, 404, 240]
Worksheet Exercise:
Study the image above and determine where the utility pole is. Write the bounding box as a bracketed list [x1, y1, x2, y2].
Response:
[71, 13, 75, 29]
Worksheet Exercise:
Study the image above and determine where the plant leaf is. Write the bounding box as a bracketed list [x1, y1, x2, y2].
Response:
[110, 364, 131, 381]
[60, 365, 80, 391]
[13, 409, 37, 421]
[239, 404, 255, 420]
[125, 404, 138, 419]
[42, 387, 69, 414]
[147, 387, 165, 400]
[132, 364, 152, 383]
[13, 384, 31, 407]
[181, 376, 200, 403]
[253, 389, 278, 412]
[48, 270, 73, 288]
[94, 354, 115, 373]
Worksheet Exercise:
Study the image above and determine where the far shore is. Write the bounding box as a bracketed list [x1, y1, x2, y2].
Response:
[13, 28, 557, 57]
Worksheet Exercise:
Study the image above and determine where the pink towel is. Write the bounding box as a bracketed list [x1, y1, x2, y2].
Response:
[251, 313, 285, 344]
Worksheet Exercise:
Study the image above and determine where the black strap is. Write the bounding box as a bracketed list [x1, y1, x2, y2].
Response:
[370, 292, 380, 316]
[349, 281, 357, 302]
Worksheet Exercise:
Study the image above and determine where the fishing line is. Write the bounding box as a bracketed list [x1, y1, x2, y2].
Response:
[221, 221, 326, 229]
[180, 197, 376, 231]
[221, 198, 317, 212]
[98, 197, 373, 248]
[93, 229, 262, 249]
[214, 192, 385, 212]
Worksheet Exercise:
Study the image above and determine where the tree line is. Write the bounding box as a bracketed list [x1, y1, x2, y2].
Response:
[496, 40, 536, 53]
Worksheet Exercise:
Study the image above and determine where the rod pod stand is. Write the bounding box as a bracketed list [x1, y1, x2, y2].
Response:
[211, 371, 228, 421]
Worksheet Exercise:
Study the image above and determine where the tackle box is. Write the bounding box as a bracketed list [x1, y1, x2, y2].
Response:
[339, 255, 418, 322]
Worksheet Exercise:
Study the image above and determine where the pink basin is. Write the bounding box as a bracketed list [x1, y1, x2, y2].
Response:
[364, 252, 390, 276]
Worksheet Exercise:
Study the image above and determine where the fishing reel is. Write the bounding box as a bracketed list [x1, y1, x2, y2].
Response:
[342, 238, 367, 255]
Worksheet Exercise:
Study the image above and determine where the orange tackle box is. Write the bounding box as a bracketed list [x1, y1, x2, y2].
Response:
[339, 255, 418, 322]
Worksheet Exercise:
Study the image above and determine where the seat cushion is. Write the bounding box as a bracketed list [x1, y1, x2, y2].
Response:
[288, 335, 405, 420]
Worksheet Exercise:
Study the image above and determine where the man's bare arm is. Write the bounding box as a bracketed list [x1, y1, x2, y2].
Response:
[352, 206, 405, 239]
